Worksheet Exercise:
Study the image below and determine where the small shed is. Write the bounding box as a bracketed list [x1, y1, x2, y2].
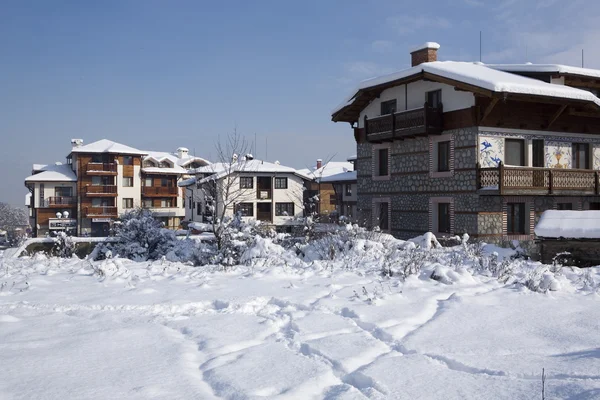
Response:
[535, 210, 600, 266]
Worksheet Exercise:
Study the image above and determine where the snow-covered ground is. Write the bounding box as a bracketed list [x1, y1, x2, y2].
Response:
[1, 237, 600, 399]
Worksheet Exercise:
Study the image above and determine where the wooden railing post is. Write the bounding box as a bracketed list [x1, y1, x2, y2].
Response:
[391, 110, 396, 139]
[363, 115, 368, 136]
[548, 169, 553, 194]
[498, 162, 504, 195]
[423, 102, 428, 133]
[595, 171, 599, 195]
[476, 162, 481, 189]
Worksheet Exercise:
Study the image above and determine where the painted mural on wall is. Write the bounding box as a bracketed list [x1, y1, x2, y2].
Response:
[594, 145, 600, 170]
[545, 141, 571, 169]
[479, 136, 504, 167]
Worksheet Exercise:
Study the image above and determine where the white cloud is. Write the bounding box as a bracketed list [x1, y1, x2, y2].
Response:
[386, 15, 451, 35]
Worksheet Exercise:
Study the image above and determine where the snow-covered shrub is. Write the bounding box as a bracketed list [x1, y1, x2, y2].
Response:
[52, 232, 76, 258]
[524, 266, 560, 292]
[100, 209, 177, 261]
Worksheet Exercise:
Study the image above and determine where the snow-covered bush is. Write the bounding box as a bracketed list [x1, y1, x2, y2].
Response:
[52, 232, 76, 258]
[100, 209, 177, 261]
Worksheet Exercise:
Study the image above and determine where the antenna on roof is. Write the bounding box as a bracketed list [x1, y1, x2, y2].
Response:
[479, 31, 482, 62]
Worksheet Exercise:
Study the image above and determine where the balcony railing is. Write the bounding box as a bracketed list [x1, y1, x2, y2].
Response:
[84, 206, 118, 218]
[142, 186, 179, 196]
[256, 188, 272, 200]
[86, 163, 117, 174]
[85, 185, 117, 196]
[46, 196, 76, 207]
[477, 163, 600, 195]
[364, 103, 443, 143]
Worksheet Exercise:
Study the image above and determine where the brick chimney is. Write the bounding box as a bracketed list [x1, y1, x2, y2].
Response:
[410, 42, 440, 67]
[316, 159, 323, 169]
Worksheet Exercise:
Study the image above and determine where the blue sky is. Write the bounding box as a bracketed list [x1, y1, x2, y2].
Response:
[2, 0, 599, 206]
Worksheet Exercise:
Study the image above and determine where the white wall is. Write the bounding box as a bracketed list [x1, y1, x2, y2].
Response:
[116, 164, 141, 214]
[31, 182, 77, 208]
[358, 81, 475, 128]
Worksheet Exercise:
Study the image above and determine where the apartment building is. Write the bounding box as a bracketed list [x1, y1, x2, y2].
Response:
[332, 42, 600, 242]
[25, 139, 208, 237]
[180, 156, 305, 230]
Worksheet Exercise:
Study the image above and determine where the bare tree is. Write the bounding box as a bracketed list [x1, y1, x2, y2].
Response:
[194, 130, 255, 250]
[0, 202, 28, 232]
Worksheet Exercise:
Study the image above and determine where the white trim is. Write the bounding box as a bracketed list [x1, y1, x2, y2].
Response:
[479, 126, 600, 141]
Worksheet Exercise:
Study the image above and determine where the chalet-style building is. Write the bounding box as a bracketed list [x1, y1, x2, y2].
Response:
[318, 156, 358, 223]
[180, 157, 305, 230]
[25, 139, 208, 237]
[332, 42, 600, 242]
[297, 159, 355, 221]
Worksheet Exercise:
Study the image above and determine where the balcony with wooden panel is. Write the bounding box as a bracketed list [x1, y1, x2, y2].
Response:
[45, 196, 77, 208]
[86, 163, 118, 175]
[364, 103, 443, 143]
[477, 163, 600, 195]
[85, 185, 118, 197]
[142, 186, 179, 197]
[84, 206, 118, 218]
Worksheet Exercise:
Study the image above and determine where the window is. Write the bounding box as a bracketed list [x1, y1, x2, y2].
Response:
[123, 156, 133, 165]
[437, 203, 451, 233]
[161, 199, 173, 208]
[240, 177, 254, 189]
[557, 203, 573, 210]
[39, 183, 44, 205]
[161, 178, 169, 187]
[573, 143, 590, 169]
[237, 203, 254, 217]
[159, 161, 170, 168]
[122, 177, 133, 187]
[144, 177, 153, 187]
[329, 194, 337, 205]
[197, 202, 202, 215]
[55, 186, 72, 197]
[532, 139, 545, 168]
[426, 89, 442, 108]
[122, 198, 133, 209]
[590, 202, 600, 210]
[188, 197, 192, 209]
[275, 202, 295, 216]
[345, 184, 352, 196]
[142, 199, 152, 208]
[505, 139, 525, 166]
[377, 202, 389, 230]
[437, 141, 450, 172]
[380, 99, 397, 115]
[375, 148, 389, 177]
[507, 203, 526, 234]
[274, 177, 288, 189]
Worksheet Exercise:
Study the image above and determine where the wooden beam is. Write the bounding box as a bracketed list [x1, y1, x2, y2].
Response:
[480, 98, 499, 124]
[547, 104, 567, 128]
[568, 109, 600, 118]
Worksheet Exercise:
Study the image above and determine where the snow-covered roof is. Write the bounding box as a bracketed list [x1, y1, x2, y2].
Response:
[185, 159, 302, 185]
[487, 63, 600, 79]
[319, 170, 357, 183]
[178, 177, 197, 187]
[410, 42, 440, 53]
[297, 161, 355, 182]
[71, 139, 147, 155]
[347, 155, 357, 162]
[332, 61, 600, 116]
[25, 164, 77, 182]
[535, 210, 600, 239]
[142, 150, 210, 174]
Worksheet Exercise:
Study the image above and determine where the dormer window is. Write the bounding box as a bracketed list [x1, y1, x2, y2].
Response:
[380, 99, 397, 115]
[159, 161, 170, 168]
[426, 89, 442, 108]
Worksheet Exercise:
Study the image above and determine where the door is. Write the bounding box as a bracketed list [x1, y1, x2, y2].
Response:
[532, 139, 545, 187]
[257, 203, 272, 222]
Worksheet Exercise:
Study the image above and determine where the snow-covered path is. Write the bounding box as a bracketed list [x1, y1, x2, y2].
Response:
[1, 255, 599, 399]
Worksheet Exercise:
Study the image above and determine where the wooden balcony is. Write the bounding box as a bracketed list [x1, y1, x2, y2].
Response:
[142, 186, 179, 197]
[84, 206, 118, 218]
[364, 103, 443, 143]
[85, 185, 118, 197]
[46, 196, 76, 207]
[86, 163, 117, 175]
[477, 163, 600, 195]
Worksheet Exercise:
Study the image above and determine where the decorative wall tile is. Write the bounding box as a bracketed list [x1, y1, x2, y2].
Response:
[545, 141, 571, 169]
[479, 136, 504, 167]
[594, 145, 600, 170]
